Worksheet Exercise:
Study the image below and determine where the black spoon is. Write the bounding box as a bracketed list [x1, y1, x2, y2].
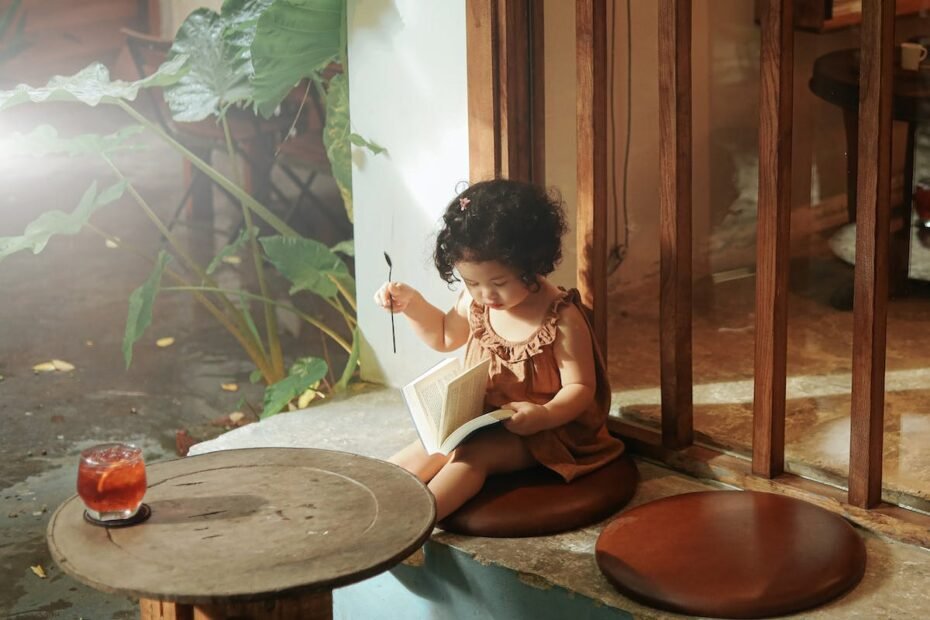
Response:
[384, 251, 396, 353]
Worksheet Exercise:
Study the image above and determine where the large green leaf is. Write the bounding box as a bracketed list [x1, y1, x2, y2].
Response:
[261, 356, 328, 417]
[123, 251, 171, 369]
[250, 0, 343, 118]
[329, 239, 354, 257]
[0, 180, 128, 262]
[259, 235, 352, 299]
[166, 8, 253, 121]
[222, 0, 274, 70]
[1, 125, 145, 157]
[322, 73, 352, 220]
[0, 56, 187, 111]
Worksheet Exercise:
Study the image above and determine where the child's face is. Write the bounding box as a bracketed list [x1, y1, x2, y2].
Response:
[455, 260, 531, 311]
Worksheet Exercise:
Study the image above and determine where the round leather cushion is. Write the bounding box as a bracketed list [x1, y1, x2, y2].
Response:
[596, 490, 866, 619]
[439, 454, 638, 538]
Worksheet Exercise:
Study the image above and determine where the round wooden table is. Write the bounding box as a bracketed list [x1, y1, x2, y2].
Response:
[810, 47, 930, 295]
[47, 447, 436, 620]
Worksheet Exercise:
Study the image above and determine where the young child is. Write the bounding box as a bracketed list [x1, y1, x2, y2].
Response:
[374, 179, 624, 520]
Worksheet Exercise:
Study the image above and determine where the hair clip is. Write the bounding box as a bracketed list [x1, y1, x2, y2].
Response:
[459, 197, 471, 211]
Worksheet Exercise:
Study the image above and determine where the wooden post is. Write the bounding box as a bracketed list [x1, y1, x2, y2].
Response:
[657, 0, 693, 449]
[467, 0, 542, 185]
[576, 0, 608, 350]
[466, 0, 501, 183]
[529, 0, 546, 186]
[849, 0, 894, 509]
[752, 0, 794, 478]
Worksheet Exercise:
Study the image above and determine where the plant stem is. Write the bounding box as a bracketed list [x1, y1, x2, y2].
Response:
[116, 100, 299, 238]
[163, 286, 353, 353]
[100, 154, 273, 378]
[83, 224, 275, 379]
[221, 116, 285, 379]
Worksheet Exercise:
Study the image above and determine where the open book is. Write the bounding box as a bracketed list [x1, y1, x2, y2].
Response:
[402, 357, 513, 455]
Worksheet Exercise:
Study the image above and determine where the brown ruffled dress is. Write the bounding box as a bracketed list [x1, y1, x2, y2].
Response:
[463, 287, 625, 482]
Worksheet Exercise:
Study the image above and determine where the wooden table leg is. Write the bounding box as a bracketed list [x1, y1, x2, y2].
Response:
[140, 590, 333, 620]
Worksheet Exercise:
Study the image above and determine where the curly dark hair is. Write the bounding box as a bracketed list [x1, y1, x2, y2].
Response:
[434, 179, 567, 290]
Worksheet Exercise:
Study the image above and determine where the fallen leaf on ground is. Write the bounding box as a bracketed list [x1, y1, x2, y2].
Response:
[221, 256, 241, 265]
[30, 565, 47, 579]
[33, 360, 75, 373]
[156, 337, 175, 348]
[228, 412, 245, 424]
[221, 383, 238, 392]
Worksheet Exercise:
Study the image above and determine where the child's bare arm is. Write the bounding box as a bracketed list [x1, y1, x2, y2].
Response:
[503, 304, 596, 435]
[374, 282, 470, 352]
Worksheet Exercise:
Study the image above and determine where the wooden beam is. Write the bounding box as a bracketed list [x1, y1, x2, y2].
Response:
[849, 0, 894, 509]
[575, 0, 608, 350]
[466, 0, 501, 183]
[752, 0, 794, 478]
[657, 0, 693, 449]
[529, 0, 545, 186]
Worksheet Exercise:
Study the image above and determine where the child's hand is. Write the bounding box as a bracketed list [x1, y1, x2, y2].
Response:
[374, 281, 419, 314]
[501, 401, 548, 435]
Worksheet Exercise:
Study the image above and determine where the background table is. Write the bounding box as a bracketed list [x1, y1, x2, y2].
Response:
[810, 47, 930, 294]
[47, 447, 436, 620]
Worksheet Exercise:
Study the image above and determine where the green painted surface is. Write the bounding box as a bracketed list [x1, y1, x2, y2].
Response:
[334, 541, 634, 620]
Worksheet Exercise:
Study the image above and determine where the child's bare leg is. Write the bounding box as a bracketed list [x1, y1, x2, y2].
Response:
[428, 428, 536, 521]
[389, 439, 449, 483]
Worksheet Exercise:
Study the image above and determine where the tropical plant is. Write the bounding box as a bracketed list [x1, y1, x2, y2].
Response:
[0, 0, 376, 417]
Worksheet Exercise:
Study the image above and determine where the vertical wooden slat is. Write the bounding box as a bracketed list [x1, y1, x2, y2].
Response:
[466, 0, 501, 183]
[529, 0, 546, 186]
[849, 0, 894, 509]
[657, 0, 693, 449]
[752, 0, 794, 478]
[576, 0, 608, 349]
[498, 0, 534, 182]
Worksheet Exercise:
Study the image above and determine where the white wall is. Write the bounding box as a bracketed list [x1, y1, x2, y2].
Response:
[348, 0, 470, 386]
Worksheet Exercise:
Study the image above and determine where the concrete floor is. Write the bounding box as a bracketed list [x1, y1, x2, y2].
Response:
[0, 104, 342, 618]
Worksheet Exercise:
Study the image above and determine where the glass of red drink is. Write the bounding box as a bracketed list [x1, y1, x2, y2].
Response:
[77, 443, 147, 522]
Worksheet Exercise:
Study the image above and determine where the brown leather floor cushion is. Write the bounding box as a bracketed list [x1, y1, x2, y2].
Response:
[596, 490, 866, 619]
[439, 454, 638, 537]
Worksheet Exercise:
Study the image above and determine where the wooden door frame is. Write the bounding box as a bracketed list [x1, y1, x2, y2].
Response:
[465, 0, 545, 186]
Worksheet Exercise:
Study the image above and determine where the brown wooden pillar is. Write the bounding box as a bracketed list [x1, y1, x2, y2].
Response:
[575, 0, 608, 350]
[466, 0, 501, 183]
[466, 0, 543, 185]
[657, 0, 693, 449]
[752, 0, 794, 478]
[849, 0, 894, 509]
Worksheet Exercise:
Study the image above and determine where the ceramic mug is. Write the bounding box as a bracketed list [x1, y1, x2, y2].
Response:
[900, 42, 928, 71]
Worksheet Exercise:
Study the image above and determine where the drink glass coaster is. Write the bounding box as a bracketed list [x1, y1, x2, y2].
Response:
[83, 503, 151, 528]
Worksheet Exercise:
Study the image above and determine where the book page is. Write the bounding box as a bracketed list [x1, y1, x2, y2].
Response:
[410, 359, 462, 436]
[438, 357, 492, 443]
